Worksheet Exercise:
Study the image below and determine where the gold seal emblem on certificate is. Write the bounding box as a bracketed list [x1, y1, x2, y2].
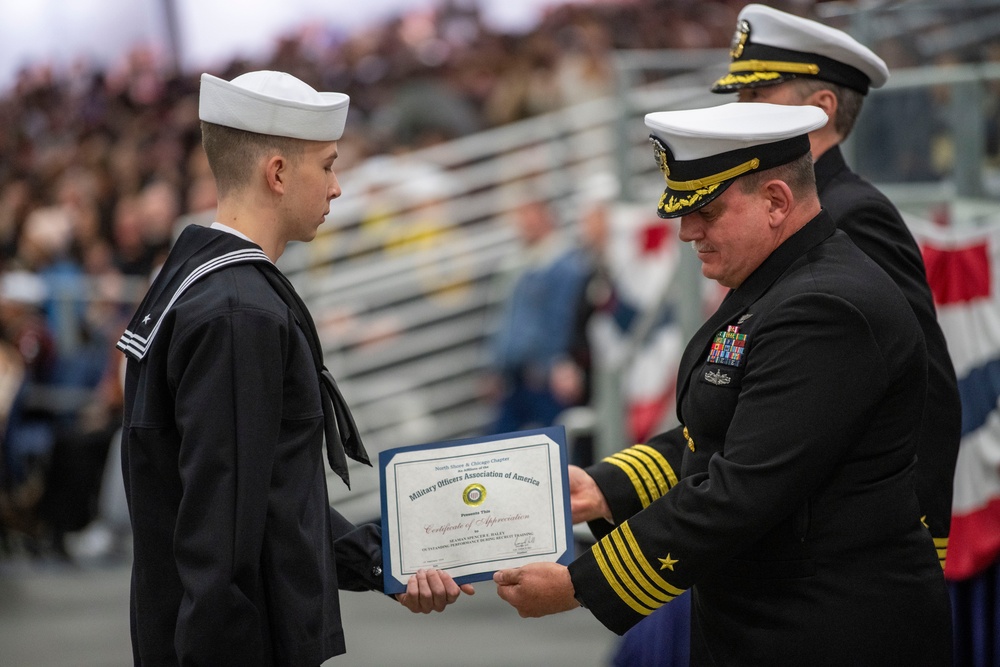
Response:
[463, 483, 487, 506]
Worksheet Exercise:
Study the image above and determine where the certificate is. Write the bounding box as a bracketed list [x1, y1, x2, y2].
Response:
[379, 426, 573, 594]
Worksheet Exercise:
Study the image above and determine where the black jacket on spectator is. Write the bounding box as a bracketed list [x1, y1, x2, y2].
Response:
[815, 145, 961, 563]
[571, 212, 952, 666]
[119, 225, 382, 667]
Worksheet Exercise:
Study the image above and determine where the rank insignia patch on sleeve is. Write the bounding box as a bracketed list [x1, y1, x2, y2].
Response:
[658, 554, 679, 571]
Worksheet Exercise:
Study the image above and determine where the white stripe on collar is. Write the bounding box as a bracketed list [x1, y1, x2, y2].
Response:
[117, 247, 271, 360]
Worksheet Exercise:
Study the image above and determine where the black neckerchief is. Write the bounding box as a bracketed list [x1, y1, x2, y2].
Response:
[255, 264, 370, 488]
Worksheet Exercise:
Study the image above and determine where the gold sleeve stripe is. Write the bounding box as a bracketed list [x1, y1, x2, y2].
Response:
[609, 530, 674, 603]
[614, 450, 669, 499]
[615, 452, 670, 500]
[934, 537, 948, 569]
[599, 535, 669, 609]
[621, 522, 686, 596]
[632, 444, 679, 488]
[592, 541, 656, 616]
[604, 455, 653, 508]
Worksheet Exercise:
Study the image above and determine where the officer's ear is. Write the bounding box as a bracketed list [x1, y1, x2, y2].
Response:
[804, 88, 838, 128]
[761, 179, 793, 228]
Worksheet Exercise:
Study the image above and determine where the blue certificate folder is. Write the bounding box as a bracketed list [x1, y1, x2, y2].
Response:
[379, 426, 574, 595]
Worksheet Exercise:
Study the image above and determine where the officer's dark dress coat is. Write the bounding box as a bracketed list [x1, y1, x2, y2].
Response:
[570, 212, 953, 666]
[118, 225, 382, 667]
[815, 146, 961, 557]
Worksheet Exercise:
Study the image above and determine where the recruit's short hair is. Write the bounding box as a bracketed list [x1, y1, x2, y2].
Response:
[200, 121, 305, 196]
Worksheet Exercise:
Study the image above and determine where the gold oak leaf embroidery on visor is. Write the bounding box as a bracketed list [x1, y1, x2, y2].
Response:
[714, 71, 783, 87]
[659, 184, 721, 214]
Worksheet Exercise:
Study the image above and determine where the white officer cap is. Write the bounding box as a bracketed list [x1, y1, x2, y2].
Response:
[644, 102, 827, 218]
[712, 4, 889, 95]
[199, 70, 350, 141]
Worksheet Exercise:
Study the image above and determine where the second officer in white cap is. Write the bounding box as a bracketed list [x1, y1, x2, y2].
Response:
[117, 71, 473, 667]
[712, 3, 961, 578]
[494, 102, 952, 666]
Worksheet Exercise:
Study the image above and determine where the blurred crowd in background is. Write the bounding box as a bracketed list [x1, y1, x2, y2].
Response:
[0, 0, 750, 563]
[2, 0, 1000, 566]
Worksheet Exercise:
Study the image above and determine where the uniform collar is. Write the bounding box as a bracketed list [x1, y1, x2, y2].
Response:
[117, 225, 271, 361]
[675, 210, 836, 410]
[211, 221, 256, 244]
[813, 144, 847, 195]
[733, 209, 836, 306]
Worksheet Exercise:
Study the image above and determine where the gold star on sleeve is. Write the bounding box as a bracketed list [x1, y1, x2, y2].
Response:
[658, 554, 679, 571]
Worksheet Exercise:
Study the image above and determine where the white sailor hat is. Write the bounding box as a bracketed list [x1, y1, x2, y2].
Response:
[199, 70, 350, 141]
[712, 4, 889, 95]
[644, 102, 827, 218]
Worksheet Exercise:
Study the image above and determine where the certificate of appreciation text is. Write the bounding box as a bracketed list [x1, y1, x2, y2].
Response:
[379, 426, 572, 594]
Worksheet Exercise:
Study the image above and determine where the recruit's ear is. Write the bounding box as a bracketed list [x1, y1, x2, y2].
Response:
[265, 155, 288, 195]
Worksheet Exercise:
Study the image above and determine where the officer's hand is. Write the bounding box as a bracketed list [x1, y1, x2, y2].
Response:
[494, 563, 580, 618]
[569, 465, 612, 524]
[395, 569, 475, 613]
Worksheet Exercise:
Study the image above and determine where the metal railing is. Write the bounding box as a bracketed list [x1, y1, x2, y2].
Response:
[278, 50, 1000, 521]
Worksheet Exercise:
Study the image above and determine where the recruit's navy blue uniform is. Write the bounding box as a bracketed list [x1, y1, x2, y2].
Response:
[118, 225, 382, 667]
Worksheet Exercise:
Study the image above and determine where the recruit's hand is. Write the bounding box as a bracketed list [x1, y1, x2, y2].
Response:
[395, 569, 475, 613]
[569, 465, 612, 524]
[494, 563, 580, 618]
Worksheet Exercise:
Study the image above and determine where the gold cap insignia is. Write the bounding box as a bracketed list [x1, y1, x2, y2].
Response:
[730, 20, 750, 60]
[650, 135, 670, 184]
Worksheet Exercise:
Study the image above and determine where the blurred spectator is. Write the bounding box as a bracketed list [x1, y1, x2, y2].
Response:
[553, 172, 619, 465]
[11, 207, 87, 360]
[483, 196, 591, 433]
[111, 195, 156, 277]
[552, 18, 615, 108]
[484, 33, 563, 126]
[0, 270, 56, 550]
[137, 178, 181, 270]
[853, 36, 940, 182]
[985, 41, 1000, 167]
